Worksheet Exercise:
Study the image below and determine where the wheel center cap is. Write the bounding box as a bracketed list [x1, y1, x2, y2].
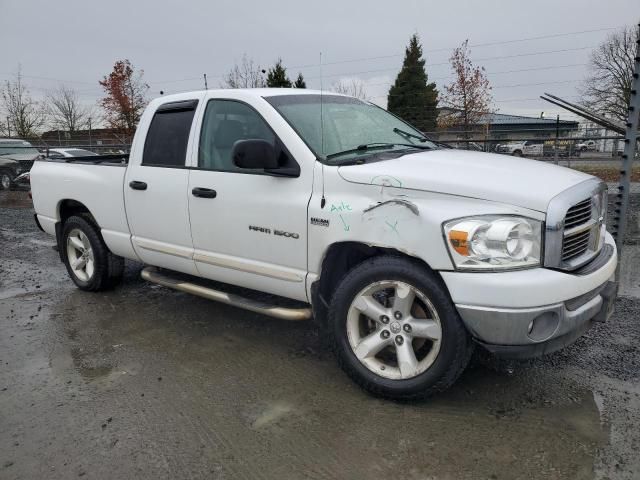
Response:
[390, 321, 401, 334]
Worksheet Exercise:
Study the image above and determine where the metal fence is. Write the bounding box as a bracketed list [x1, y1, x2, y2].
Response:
[432, 133, 636, 183]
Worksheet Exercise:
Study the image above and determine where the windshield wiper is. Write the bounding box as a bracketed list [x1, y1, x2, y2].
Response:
[393, 127, 429, 143]
[325, 143, 396, 160]
[326, 142, 430, 161]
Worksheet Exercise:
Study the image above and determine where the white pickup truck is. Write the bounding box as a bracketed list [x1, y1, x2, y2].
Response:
[496, 140, 544, 157]
[31, 89, 618, 399]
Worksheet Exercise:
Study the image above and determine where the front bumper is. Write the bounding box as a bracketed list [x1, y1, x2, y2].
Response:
[442, 232, 618, 359]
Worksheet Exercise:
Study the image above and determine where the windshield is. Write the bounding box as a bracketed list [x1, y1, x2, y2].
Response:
[264, 94, 436, 162]
[0, 142, 39, 156]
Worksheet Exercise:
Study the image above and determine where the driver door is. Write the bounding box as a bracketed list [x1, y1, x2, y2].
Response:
[187, 98, 312, 301]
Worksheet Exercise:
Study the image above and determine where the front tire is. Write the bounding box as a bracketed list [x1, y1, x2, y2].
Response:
[1, 172, 12, 190]
[62, 215, 124, 291]
[328, 256, 473, 400]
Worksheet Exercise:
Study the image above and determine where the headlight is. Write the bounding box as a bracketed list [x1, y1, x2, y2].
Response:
[443, 215, 542, 271]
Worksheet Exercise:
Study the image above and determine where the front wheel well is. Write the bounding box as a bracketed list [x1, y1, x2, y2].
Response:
[310, 242, 440, 327]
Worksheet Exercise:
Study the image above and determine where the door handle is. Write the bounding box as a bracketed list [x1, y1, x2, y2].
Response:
[129, 180, 147, 190]
[192, 187, 217, 198]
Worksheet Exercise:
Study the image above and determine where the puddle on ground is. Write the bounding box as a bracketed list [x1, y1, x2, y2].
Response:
[41, 278, 609, 479]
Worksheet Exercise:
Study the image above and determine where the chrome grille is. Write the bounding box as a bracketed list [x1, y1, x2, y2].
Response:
[563, 199, 592, 229]
[561, 196, 601, 263]
[544, 178, 606, 270]
[19, 159, 35, 171]
[562, 228, 591, 260]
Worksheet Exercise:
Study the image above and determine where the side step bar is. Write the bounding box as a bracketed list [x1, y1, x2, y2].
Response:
[141, 267, 312, 321]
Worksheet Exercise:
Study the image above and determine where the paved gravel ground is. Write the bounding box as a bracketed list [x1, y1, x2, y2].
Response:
[1, 190, 639, 480]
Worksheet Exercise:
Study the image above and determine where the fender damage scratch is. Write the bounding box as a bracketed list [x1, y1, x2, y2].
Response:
[363, 199, 419, 216]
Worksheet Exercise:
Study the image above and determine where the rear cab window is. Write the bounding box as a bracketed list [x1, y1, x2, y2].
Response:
[142, 100, 198, 167]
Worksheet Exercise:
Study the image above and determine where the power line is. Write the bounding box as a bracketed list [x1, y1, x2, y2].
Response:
[0, 72, 97, 86]
[2, 39, 604, 94]
[363, 63, 586, 88]
[288, 26, 620, 69]
[302, 46, 596, 81]
[370, 79, 581, 100]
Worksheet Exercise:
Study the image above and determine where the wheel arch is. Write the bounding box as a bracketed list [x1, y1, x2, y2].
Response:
[58, 199, 97, 225]
[54, 199, 99, 262]
[310, 241, 444, 327]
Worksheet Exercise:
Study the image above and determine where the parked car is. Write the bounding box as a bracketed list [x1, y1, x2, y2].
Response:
[47, 148, 99, 158]
[496, 140, 543, 157]
[13, 171, 32, 192]
[0, 139, 41, 190]
[30, 89, 617, 400]
[444, 141, 484, 151]
[575, 139, 598, 152]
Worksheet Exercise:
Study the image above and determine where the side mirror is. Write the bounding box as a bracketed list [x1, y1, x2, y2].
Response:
[232, 139, 278, 170]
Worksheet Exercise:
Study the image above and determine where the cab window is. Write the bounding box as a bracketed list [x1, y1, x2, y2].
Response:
[198, 100, 276, 172]
[142, 100, 198, 167]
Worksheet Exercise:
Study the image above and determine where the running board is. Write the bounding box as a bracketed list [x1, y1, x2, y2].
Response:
[141, 267, 312, 321]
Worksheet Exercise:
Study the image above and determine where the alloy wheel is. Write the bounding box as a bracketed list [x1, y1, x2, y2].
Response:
[66, 229, 95, 282]
[346, 280, 442, 380]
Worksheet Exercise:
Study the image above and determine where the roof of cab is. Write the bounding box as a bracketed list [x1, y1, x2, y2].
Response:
[152, 88, 347, 103]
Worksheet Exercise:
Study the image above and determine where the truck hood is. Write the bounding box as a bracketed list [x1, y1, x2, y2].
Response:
[337, 150, 592, 212]
[0, 153, 40, 162]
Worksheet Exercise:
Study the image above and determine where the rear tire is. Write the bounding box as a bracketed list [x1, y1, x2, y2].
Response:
[512, 150, 522, 157]
[62, 215, 124, 291]
[328, 256, 473, 400]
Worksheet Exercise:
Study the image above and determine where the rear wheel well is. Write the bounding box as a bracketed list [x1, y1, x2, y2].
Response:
[311, 242, 440, 327]
[56, 200, 97, 261]
[59, 199, 94, 225]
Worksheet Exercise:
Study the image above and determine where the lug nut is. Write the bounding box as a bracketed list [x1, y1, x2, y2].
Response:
[380, 315, 390, 324]
[394, 311, 402, 320]
[395, 335, 404, 345]
[403, 324, 412, 333]
[381, 330, 390, 339]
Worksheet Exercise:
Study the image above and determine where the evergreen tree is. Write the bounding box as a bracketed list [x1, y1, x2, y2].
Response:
[387, 34, 438, 132]
[266, 59, 292, 88]
[293, 73, 306, 88]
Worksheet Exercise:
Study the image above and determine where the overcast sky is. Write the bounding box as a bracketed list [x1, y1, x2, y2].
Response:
[1, 0, 638, 124]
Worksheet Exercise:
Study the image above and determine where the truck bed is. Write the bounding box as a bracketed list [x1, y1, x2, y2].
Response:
[30, 158, 134, 259]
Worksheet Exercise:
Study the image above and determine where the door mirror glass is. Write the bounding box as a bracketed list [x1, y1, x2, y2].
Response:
[232, 139, 278, 170]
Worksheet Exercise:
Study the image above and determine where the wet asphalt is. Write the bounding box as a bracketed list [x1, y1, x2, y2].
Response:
[1, 190, 639, 480]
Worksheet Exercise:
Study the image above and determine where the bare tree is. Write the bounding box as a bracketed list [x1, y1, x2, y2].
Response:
[45, 85, 93, 133]
[331, 79, 368, 100]
[0, 68, 46, 137]
[222, 54, 266, 88]
[440, 40, 493, 135]
[581, 25, 639, 123]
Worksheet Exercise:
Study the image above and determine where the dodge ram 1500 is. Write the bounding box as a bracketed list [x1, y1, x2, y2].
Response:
[31, 89, 618, 399]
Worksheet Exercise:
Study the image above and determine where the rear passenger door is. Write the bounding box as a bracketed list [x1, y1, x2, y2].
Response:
[125, 99, 200, 275]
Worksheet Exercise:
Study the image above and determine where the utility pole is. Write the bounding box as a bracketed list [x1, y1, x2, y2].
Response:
[203, 73, 208, 90]
[6, 117, 10, 137]
[553, 114, 560, 165]
[612, 23, 640, 266]
[88, 117, 92, 147]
